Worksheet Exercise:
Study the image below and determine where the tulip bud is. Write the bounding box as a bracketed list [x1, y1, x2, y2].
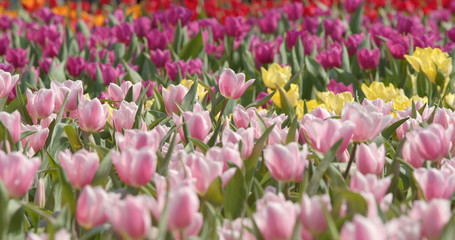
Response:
[167, 186, 200, 230]
[26, 88, 55, 120]
[78, 98, 109, 133]
[76, 186, 109, 229]
[355, 143, 385, 175]
[111, 148, 157, 187]
[0, 151, 40, 198]
[218, 68, 255, 100]
[34, 178, 45, 208]
[59, 149, 99, 189]
[264, 143, 307, 182]
[0, 69, 19, 98]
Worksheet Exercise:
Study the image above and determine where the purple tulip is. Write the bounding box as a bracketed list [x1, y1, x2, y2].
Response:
[188, 58, 203, 76]
[285, 30, 301, 50]
[166, 5, 193, 26]
[302, 33, 322, 55]
[386, 36, 409, 59]
[316, 44, 342, 69]
[133, 17, 151, 38]
[67, 56, 86, 77]
[396, 15, 413, 34]
[447, 27, 455, 42]
[224, 16, 246, 37]
[100, 64, 118, 85]
[324, 19, 346, 42]
[255, 41, 275, 66]
[0, 35, 10, 56]
[259, 11, 279, 34]
[345, 0, 363, 13]
[284, 2, 303, 21]
[344, 33, 365, 57]
[0, 15, 12, 31]
[113, 9, 124, 23]
[38, 57, 53, 74]
[165, 60, 188, 81]
[0, 63, 14, 74]
[327, 79, 353, 95]
[302, 17, 319, 35]
[357, 48, 380, 70]
[151, 49, 171, 68]
[146, 29, 168, 50]
[115, 23, 133, 45]
[6, 48, 28, 69]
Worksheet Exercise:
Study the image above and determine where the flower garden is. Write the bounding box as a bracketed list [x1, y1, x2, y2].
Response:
[1, 0, 455, 239]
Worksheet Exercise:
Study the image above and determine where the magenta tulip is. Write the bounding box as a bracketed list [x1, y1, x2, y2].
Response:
[357, 48, 381, 70]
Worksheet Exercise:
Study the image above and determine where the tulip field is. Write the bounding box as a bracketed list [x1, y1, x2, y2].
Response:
[3, 0, 455, 239]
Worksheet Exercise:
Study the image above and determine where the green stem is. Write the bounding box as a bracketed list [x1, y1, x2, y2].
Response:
[343, 143, 358, 179]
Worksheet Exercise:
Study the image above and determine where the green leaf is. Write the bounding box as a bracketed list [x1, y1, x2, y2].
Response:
[286, 117, 298, 144]
[20, 67, 37, 92]
[440, 215, 455, 240]
[381, 117, 409, 140]
[305, 56, 329, 91]
[0, 180, 8, 239]
[333, 188, 368, 216]
[92, 152, 112, 186]
[55, 92, 69, 124]
[173, 20, 183, 54]
[182, 80, 198, 111]
[179, 32, 204, 60]
[307, 139, 343, 195]
[276, 84, 295, 119]
[349, 1, 365, 33]
[122, 60, 143, 84]
[48, 60, 66, 83]
[77, 20, 91, 38]
[246, 90, 275, 109]
[189, 137, 209, 154]
[203, 177, 224, 206]
[223, 168, 247, 219]
[63, 125, 83, 152]
[47, 152, 76, 217]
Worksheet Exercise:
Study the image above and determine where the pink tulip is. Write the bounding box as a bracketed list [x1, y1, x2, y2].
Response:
[206, 145, 243, 171]
[264, 142, 307, 182]
[301, 194, 331, 235]
[409, 199, 451, 240]
[107, 195, 151, 239]
[26, 88, 55, 120]
[222, 127, 254, 159]
[76, 186, 109, 229]
[0, 151, 40, 198]
[78, 98, 109, 133]
[362, 98, 392, 115]
[167, 185, 200, 230]
[107, 81, 142, 108]
[253, 192, 300, 240]
[112, 101, 138, 132]
[218, 68, 255, 100]
[232, 105, 257, 130]
[218, 218, 256, 240]
[0, 69, 19, 98]
[34, 178, 45, 208]
[162, 84, 188, 115]
[50, 80, 83, 112]
[59, 149, 99, 189]
[413, 168, 455, 200]
[405, 124, 452, 162]
[21, 125, 49, 153]
[0, 110, 21, 142]
[115, 129, 160, 152]
[182, 108, 212, 141]
[111, 148, 157, 187]
[350, 172, 391, 203]
[187, 153, 223, 194]
[355, 143, 385, 175]
[385, 216, 421, 240]
[341, 102, 393, 142]
[401, 137, 425, 168]
[340, 215, 386, 240]
[300, 116, 355, 158]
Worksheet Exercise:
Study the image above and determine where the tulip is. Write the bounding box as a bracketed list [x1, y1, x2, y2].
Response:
[182, 109, 212, 141]
[187, 153, 223, 194]
[0, 110, 21, 142]
[0, 151, 40, 198]
[406, 124, 452, 161]
[340, 215, 386, 240]
[167, 186, 200, 230]
[355, 143, 385, 175]
[323, 19, 346, 42]
[50, 80, 83, 112]
[162, 84, 188, 115]
[76, 186, 109, 229]
[350, 172, 391, 203]
[357, 48, 381, 70]
[112, 101, 138, 132]
[111, 148, 157, 187]
[300, 117, 355, 157]
[206, 145, 243, 171]
[258, 11, 279, 34]
[385, 216, 421, 240]
[413, 168, 455, 200]
[151, 49, 171, 68]
[0, 35, 9, 56]
[409, 199, 451, 240]
[115, 129, 160, 153]
[344, 33, 365, 56]
[317, 91, 354, 115]
[218, 68, 255, 100]
[386, 36, 409, 59]
[21, 125, 49, 153]
[146, 29, 168, 50]
[108, 81, 142, 108]
[26, 88, 55, 120]
[405, 47, 452, 84]
[218, 218, 256, 240]
[59, 149, 99, 189]
[362, 98, 393, 115]
[133, 17, 151, 38]
[261, 63, 292, 89]
[268, 83, 300, 109]
[396, 15, 413, 34]
[6, 48, 28, 69]
[264, 143, 307, 182]
[327, 79, 354, 95]
[254, 41, 275, 66]
[284, 2, 303, 21]
[224, 16, 246, 37]
[100, 64, 118, 85]
[316, 43, 343, 69]
[447, 27, 455, 42]
[165, 60, 188, 82]
[78, 98, 109, 133]
[166, 5, 193, 26]
[34, 178, 45, 208]
[345, 0, 363, 13]
[222, 127, 254, 159]
[107, 195, 151, 239]
[301, 194, 331, 235]
[341, 102, 393, 142]
[253, 192, 300, 240]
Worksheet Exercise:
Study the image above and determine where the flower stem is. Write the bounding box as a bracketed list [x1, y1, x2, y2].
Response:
[343, 143, 358, 179]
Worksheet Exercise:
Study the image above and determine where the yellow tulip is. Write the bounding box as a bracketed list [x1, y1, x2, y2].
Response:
[268, 84, 299, 109]
[392, 95, 428, 112]
[180, 79, 207, 100]
[261, 63, 292, 89]
[317, 91, 353, 115]
[404, 47, 452, 83]
[361, 81, 404, 102]
[445, 93, 455, 109]
[295, 99, 325, 119]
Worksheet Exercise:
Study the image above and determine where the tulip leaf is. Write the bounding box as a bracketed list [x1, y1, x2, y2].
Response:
[246, 90, 275, 109]
[333, 188, 368, 216]
[189, 137, 209, 154]
[286, 117, 298, 144]
[140, 54, 159, 81]
[0, 180, 8, 239]
[20, 67, 37, 92]
[276, 84, 295, 119]
[179, 32, 204, 60]
[122, 60, 143, 84]
[435, 66, 446, 89]
[440, 215, 455, 240]
[307, 139, 343, 196]
[223, 168, 247, 219]
[203, 177, 224, 206]
[56, 92, 69, 124]
[0, 121, 16, 152]
[173, 20, 183, 53]
[157, 131, 178, 176]
[92, 152, 112, 186]
[182, 79, 199, 111]
[48, 60, 66, 83]
[77, 20, 91, 38]
[305, 56, 329, 91]
[381, 117, 409, 140]
[124, 86, 134, 102]
[63, 125, 83, 152]
[349, 1, 365, 34]
[341, 43, 351, 72]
